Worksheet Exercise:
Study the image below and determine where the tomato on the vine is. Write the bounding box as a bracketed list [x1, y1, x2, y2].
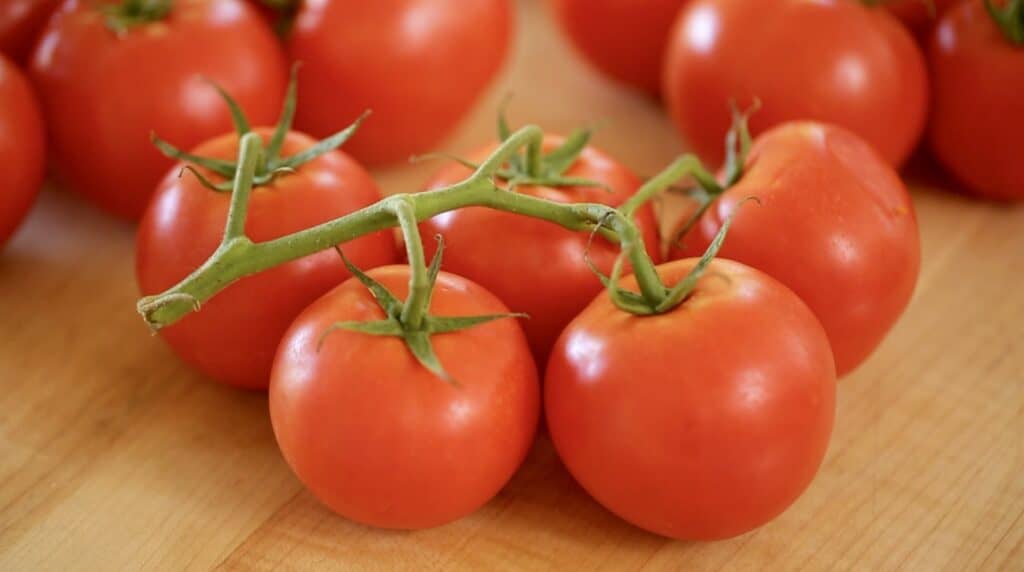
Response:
[270, 265, 539, 529]
[0, 0, 60, 63]
[546, 258, 836, 540]
[928, 0, 1024, 201]
[672, 121, 920, 376]
[419, 135, 661, 366]
[288, 0, 513, 165]
[0, 53, 45, 247]
[663, 0, 928, 168]
[136, 129, 398, 390]
[549, 0, 690, 95]
[30, 0, 287, 219]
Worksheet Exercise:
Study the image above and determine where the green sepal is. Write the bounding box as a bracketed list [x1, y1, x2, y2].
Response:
[267, 63, 301, 165]
[544, 128, 592, 176]
[404, 330, 456, 385]
[317, 319, 404, 349]
[656, 197, 758, 313]
[334, 247, 403, 319]
[152, 134, 237, 177]
[208, 81, 252, 137]
[427, 313, 528, 334]
[102, 0, 173, 35]
[280, 111, 369, 169]
[986, 0, 1024, 44]
[722, 100, 757, 187]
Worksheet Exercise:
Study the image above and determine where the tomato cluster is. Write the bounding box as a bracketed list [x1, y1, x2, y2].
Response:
[0, 0, 1019, 546]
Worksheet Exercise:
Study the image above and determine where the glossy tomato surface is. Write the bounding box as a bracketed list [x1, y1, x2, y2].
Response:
[270, 266, 540, 529]
[673, 122, 920, 376]
[288, 0, 512, 165]
[30, 0, 287, 219]
[420, 136, 661, 367]
[136, 130, 398, 389]
[663, 0, 928, 167]
[885, 0, 958, 40]
[928, 0, 1024, 200]
[546, 258, 836, 540]
[0, 53, 45, 247]
[0, 0, 60, 63]
[550, 0, 689, 95]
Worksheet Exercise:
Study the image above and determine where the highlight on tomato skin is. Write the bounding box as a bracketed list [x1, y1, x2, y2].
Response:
[269, 265, 540, 530]
[545, 258, 837, 541]
[0, 52, 45, 248]
[0, 0, 61, 64]
[28, 0, 288, 220]
[288, 0, 514, 166]
[662, 0, 929, 169]
[136, 129, 399, 390]
[927, 0, 1024, 201]
[884, 0, 960, 41]
[549, 0, 691, 95]
[671, 121, 921, 377]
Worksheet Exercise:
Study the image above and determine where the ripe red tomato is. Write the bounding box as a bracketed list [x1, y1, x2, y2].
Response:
[30, 0, 287, 220]
[0, 0, 60, 63]
[663, 0, 928, 168]
[288, 0, 513, 166]
[419, 136, 661, 367]
[270, 265, 540, 529]
[550, 0, 689, 95]
[885, 0, 959, 40]
[546, 258, 836, 540]
[928, 0, 1024, 201]
[672, 122, 920, 376]
[0, 53, 45, 247]
[136, 130, 398, 389]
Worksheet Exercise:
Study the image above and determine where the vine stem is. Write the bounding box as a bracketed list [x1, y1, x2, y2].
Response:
[137, 125, 710, 330]
[393, 199, 429, 330]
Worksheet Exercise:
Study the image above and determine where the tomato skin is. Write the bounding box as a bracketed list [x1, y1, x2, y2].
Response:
[550, 0, 689, 95]
[546, 258, 836, 540]
[928, 0, 1024, 201]
[885, 0, 958, 40]
[288, 0, 512, 166]
[136, 130, 398, 390]
[672, 122, 920, 376]
[270, 266, 540, 529]
[663, 0, 928, 168]
[0, 53, 45, 247]
[0, 0, 60, 63]
[29, 0, 287, 220]
[419, 136, 661, 367]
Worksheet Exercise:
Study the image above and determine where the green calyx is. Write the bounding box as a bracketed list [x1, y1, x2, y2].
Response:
[670, 101, 756, 247]
[987, 0, 1024, 44]
[103, 0, 173, 35]
[153, 64, 368, 192]
[322, 238, 525, 386]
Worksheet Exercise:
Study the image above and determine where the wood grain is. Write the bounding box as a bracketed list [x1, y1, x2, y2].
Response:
[1, 1, 1022, 569]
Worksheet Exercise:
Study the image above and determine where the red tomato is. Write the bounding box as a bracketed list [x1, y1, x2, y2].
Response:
[270, 265, 540, 529]
[0, 53, 45, 247]
[136, 130, 398, 389]
[550, 0, 690, 95]
[30, 0, 287, 220]
[419, 136, 661, 367]
[672, 122, 920, 376]
[928, 0, 1024, 200]
[885, 0, 959, 40]
[0, 0, 60, 63]
[288, 0, 513, 166]
[663, 0, 928, 168]
[546, 258, 836, 540]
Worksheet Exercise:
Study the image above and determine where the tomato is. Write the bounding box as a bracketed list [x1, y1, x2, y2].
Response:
[419, 135, 661, 367]
[0, 53, 45, 247]
[270, 265, 540, 529]
[671, 122, 920, 376]
[136, 129, 398, 389]
[663, 0, 928, 168]
[885, 0, 959, 40]
[546, 258, 836, 540]
[550, 0, 689, 95]
[928, 0, 1024, 201]
[30, 0, 287, 220]
[288, 0, 513, 166]
[0, 0, 60, 63]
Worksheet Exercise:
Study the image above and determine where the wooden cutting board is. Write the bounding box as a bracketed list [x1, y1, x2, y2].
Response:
[1, 1, 1021, 569]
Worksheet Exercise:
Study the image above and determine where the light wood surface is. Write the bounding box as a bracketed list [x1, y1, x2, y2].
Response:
[2, 1, 1022, 570]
